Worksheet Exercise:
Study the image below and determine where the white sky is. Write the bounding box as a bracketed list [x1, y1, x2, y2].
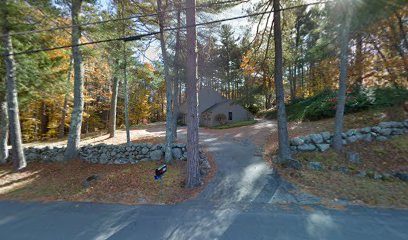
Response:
[142, 1, 258, 62]
[98, 0, 320, 62]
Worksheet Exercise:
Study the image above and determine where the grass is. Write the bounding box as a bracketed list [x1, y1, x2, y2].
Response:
[209, 120, 257, 129]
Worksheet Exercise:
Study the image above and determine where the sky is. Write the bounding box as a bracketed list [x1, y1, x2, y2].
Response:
[97, 0, 320, 62]
[97, 0, 257, 62]
[150, 1, 257, 62]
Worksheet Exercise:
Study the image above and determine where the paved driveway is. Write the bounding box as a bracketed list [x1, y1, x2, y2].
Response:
[1, 121, 408, 239]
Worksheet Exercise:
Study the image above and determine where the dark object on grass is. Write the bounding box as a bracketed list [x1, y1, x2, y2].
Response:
[155, 164, 167, 180]
[346, 151, 361, 164]
[356, 170, 367, 177]
[308, 162, 322, 171]
[394, 173, 408, 182]
[82, 175, 99, 188]
[337, 166, 350, 174]
[281, 158, 302, 170]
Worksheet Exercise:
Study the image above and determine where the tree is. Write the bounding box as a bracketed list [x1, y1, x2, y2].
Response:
[157, 0, 174, 162]
[108, 76, 119, 138]
[0, 88, 7, 165]
[59, 57, 72, 138]
[186, 0, 201, 188]
[64, 0, 84, 160]
[171, 0, 182, 140]
[0, 39, 7, 165]
[123, 42, 131, 144]
[119, 1, 131, 144]
[273, 0, 291, 162]
[1, 0, 27, 170]
[332, 5, 352, 151]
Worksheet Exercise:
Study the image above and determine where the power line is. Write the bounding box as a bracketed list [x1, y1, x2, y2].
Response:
[6, 1, 331, 57]
[5, 0, 250, 37]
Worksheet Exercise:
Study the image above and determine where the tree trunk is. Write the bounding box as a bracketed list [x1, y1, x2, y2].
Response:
[0, 97, 8, 164]
[355, 33, 364, 85]
[123, 44, 131, 144]
[289, 65, 296, 102]
[64, 0, 84, 160]
[172, 0, 182, 140]
[59, 58, 73, 139]
[267, 76, 273, 109]
[108, 76, 119, 138]
[372, 38, 397, 82]
[395, 11, 408, 51]
[119, 2, 130, 144]
[157, 0, 174, 162]
[333, 9, 352, 151]
[40, 101, 48, 136]
[273, 0, 291, 162]
[2, 14, 26, 170]
[186, 0, 201, 188]
[293, 65, 297, 99]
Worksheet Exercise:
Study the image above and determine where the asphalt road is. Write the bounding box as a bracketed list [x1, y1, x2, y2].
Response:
[1, 125, 408, 240]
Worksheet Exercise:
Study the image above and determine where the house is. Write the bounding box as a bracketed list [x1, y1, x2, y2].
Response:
[179, 87, 254, 127]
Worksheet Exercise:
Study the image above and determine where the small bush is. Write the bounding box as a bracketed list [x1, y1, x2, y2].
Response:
[214, 113, 227, 125]
[246, 105, 261, 115]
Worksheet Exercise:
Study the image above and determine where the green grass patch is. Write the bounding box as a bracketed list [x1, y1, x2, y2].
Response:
[209, 120, 257, 129]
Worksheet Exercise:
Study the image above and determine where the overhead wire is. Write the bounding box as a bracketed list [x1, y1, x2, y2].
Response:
[5, 1, 332, 57]
[4, 0, 250, 37]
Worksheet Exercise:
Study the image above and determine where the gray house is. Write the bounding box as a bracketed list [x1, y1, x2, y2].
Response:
[179, 87, 254, 127]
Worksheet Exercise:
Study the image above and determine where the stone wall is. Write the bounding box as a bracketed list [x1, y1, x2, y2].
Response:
[23, 142, 211, 177]
[290, 120, 408, 153]
[25, 143, 186, 164]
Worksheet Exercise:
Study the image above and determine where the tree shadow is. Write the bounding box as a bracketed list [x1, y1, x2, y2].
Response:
[0, 172, 41, 189]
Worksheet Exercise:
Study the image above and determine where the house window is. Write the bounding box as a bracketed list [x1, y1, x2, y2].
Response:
[228, 112, 233, 121]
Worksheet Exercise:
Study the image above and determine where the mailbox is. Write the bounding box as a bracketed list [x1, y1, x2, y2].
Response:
[154, 164, 167, 180]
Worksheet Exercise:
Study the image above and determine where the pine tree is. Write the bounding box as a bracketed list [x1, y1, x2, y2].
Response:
[186, 0, 201, 188]
[333, 3, 353, 151]
[64, 0, 84, 160]
[0, 94, 8, 164]
[59, 57, 72, 138]
[1, 0, 26, 170]
[157, 0, 174, 162]
[108, 76, 119, 138]
[273, 0, 291, 162]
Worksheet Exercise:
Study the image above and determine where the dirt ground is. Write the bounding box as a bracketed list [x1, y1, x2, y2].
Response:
[2, 106, 407, 207]
[22, 122, 169, 148]
[264, 105, 407, 159]
[0, 149, 216, 205]
[278, 135, 408, 208]
[264, 107, 408, 208]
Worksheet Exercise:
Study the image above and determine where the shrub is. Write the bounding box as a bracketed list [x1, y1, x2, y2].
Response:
[265, 86, 408, 122]
[246, 104, 261, 115]
[372, 87, 408, 107]
[214, 113, 227, 125]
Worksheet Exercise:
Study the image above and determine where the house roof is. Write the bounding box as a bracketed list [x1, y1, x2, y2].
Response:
[180, 87, 252, 117]
[201, 100, 231, 113]
[180, 87, 226, 114]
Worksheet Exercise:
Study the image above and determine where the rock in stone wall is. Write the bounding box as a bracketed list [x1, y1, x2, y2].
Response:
[290, 119, 408, 153]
